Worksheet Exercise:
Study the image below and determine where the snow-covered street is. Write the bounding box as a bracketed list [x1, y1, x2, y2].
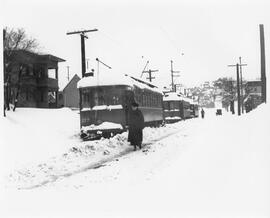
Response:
[1, 106, 270, 218]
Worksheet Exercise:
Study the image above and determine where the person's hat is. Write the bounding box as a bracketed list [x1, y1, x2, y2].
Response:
[131, 102, 139, 107]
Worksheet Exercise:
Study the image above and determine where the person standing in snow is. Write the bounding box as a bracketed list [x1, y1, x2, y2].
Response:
[201, 108, 205, 119]
[128, 102, 144, 151]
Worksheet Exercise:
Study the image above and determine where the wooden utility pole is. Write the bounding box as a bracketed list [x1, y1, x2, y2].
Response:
[66, 29, 98, 78]
[67, 29, 98, 128]
[228, 63, 243, 116]
[239, 57, 247, 113]
[141, 61, 158, 82]
[146, 69, 158, 82]
[260, 24, 266, 103]
[170, 60, 180, 92]
[3, 29, 6, 117]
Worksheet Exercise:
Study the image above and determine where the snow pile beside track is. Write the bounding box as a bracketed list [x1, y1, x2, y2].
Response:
[4, 115, 193, 189]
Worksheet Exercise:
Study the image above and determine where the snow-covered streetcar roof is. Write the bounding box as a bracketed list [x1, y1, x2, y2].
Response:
[77, 74, 163, 94]
[163, 92, 185, 101]
[163, 92, 197, 104]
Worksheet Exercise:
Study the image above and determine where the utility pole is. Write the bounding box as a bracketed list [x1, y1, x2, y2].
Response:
[66, 29, 98, 78]
[67, 29, 98, 128]
[260, 24, 266, 103]
[145, 69, 158, 82]
[141, 60, 158, 82]
[228, 63, 243, 116]
[239, 57, 247, 113]
[170, 60, 180, 92]
[66, 66, 70, 81]
[3, 29, 6, 117]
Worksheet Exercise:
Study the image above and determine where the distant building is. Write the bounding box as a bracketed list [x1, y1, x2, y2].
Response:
[203, 81, 211, 89]
[244, 80, 262, 112]
[7, 50, 65, 108]
[245, 81, 262, 95]
[58, 74, 81, 108]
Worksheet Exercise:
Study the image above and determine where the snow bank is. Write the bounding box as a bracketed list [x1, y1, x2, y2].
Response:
[0, 106, 195, 189]
[1, 103, 269, 218]
[0, 108, 80, 175]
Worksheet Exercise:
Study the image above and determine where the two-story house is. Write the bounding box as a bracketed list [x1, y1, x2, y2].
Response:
[7, 50, 65, 108]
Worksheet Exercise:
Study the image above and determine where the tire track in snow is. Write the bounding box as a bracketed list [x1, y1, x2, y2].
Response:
[19, 130, 182, 190]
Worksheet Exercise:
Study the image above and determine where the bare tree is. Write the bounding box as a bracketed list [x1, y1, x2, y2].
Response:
[3, 27, 39, 116]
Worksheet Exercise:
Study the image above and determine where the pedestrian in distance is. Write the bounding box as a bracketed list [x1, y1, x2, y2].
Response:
[128, 102, 144, 151]
[201, 108, 205, 119]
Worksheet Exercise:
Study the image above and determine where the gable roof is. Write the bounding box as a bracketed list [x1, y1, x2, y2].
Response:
[61, 74, 81, 92]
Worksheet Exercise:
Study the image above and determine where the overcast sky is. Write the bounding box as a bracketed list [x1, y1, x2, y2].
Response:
[1, 0, 270, 88]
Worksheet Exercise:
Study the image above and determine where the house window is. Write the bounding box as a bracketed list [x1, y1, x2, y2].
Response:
[48, 69, 57, 79]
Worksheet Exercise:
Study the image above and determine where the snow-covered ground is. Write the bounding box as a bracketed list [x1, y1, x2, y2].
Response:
[0, 105, 269, 218]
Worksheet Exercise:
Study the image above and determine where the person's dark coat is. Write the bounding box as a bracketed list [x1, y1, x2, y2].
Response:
[128, 108, 144, 146]
[201, 109, 205, 118]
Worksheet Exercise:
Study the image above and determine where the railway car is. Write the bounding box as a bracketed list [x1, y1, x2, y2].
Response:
[193, 102, 199, 117]
[162, 92, 192, 123]
[78, 74, 163, 140]
[186, 98, 199, 118]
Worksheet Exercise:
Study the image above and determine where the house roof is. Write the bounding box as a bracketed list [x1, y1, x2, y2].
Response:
[8, 50, 65, 63]
[60, 74, 81, 92]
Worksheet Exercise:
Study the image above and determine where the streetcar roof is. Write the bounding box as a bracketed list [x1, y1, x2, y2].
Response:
[163, 92, 185, 101]
[77, 74, 163, 94]
[163, 92, 197, 104]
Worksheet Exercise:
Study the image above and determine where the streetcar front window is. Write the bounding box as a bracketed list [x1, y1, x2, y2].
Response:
[169, 101, 179, 110]
[163, 101, 170, 110]
[82, 86, 125, 109]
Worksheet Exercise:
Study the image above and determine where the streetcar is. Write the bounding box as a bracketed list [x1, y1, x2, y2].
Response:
[163, 92, 193, 123]
[78, 74, 164, 140]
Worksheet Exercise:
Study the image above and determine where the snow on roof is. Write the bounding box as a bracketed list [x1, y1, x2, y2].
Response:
[163, 92, 185, 101]
[163, 92, 197, 104]
[77, 74, 163, 94]
[184, 97, 194, 104]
